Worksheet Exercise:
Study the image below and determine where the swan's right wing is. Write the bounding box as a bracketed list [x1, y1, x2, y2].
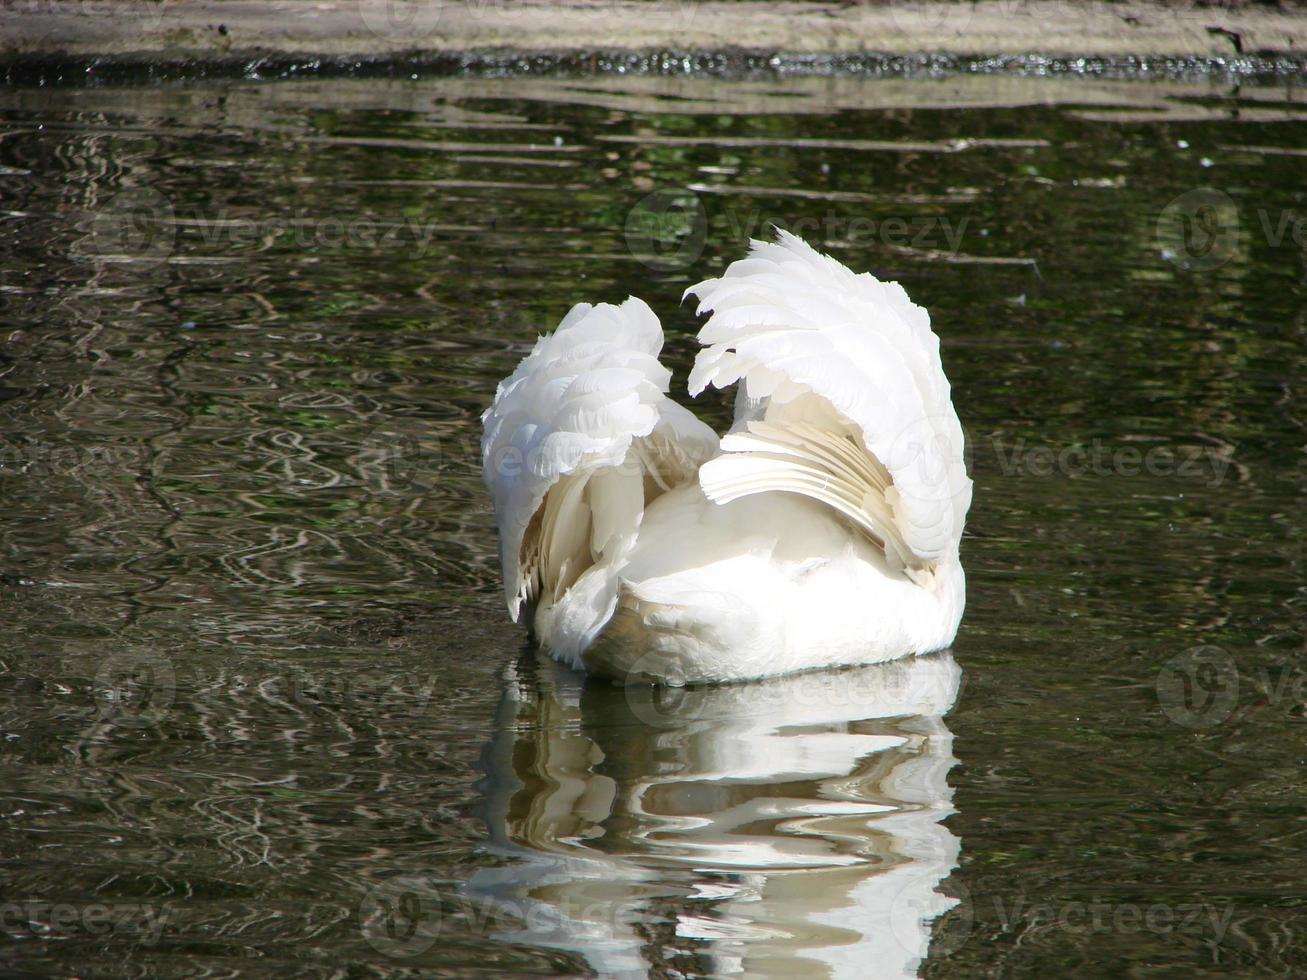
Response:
[482, 298, 718, 621]
[686, 231, 971, 581]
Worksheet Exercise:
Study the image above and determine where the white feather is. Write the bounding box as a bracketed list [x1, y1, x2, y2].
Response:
[481, 297, 718, 631]
[687, 228, 972, 568]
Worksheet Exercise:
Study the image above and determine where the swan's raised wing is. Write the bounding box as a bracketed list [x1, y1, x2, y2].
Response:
[482, 298, 718, 621]
[686, 230, 971, 581]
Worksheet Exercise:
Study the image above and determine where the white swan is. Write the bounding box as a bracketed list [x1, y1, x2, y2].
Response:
[481, 230, 971, 684]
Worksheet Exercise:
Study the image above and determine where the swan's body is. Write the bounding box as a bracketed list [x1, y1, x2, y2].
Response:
[482, 231, 971, 684]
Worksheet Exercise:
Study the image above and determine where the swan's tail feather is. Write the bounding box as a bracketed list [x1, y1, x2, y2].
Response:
[687, 230, 971, 570]
[699, 419, 932, 586]
[482, 297, 718, 621]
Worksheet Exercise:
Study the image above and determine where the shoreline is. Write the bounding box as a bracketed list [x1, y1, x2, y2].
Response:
[3, 1, 1307, 81]
[5, 50, 1307, 87]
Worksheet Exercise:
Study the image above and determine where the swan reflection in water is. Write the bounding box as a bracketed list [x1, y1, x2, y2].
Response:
[469, 651, 965, 979]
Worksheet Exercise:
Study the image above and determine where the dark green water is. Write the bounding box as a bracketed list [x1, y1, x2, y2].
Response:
[1, 72, 1305, 977]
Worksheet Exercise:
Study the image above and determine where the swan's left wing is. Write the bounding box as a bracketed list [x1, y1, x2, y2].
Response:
[482, 298, 718, 622]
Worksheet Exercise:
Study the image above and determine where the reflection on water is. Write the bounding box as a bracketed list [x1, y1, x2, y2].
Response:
[472, 654, 962, 978]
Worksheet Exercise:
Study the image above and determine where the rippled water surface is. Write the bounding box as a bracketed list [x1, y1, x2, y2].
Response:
[2, 72, 1306, 977]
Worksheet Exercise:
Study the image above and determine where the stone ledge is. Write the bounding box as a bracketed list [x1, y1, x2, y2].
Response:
[1, 0, 1305, 64]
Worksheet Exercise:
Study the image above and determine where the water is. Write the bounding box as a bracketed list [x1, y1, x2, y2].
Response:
[1, 70, 1305, 977]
